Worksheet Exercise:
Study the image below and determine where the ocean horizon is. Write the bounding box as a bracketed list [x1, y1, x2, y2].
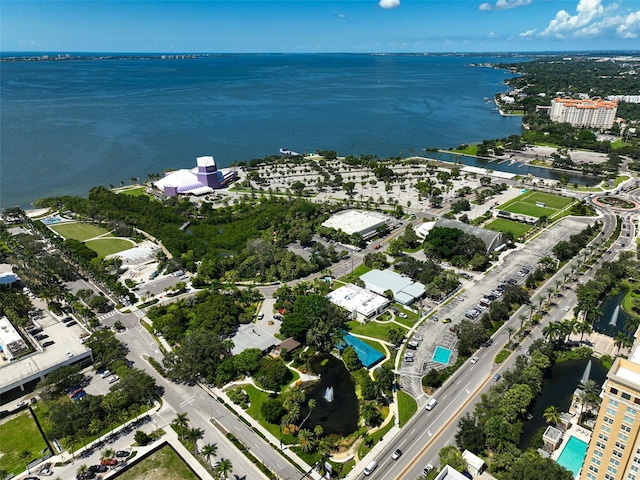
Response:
[1, 53, 527, 209]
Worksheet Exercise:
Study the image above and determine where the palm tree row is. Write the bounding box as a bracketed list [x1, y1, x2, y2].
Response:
[172, 413, 232, 478]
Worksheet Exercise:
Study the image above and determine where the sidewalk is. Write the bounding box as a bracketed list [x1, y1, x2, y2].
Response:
[203, 383, 321, 479]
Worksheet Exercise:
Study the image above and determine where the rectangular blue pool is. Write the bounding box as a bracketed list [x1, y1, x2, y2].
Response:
[341, 334, 385, 368]
[557, 435, 588, 477]
[433, 346, 452, 364]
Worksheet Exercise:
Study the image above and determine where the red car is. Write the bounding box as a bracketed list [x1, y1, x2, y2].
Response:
[100, 459, 117, 466]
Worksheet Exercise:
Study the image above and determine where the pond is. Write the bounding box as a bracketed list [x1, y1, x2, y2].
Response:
[519, 357, 607, 450]
[303, 354, 359, 437]
[593, 289, 629, 337]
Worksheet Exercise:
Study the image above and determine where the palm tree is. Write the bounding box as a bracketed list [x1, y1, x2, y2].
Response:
[19, 450, 32, 473]
[101, 448, 115, 461]
[577, 390, 591, 425]
[76, 464, 89, 478]
[614, 332, 633, 353]
[580, 379, 600, 398]
[576, 321, 593, 342]
[89, 418, 103, 442]
[214, 457, 233, 480]
[542, 322, 560, 343]
[506, 326, 516, 344]
[172, 412, 190, 440]
[297, 428, 316, 453]
[543, 405, 561, 427]
[298, 399, 317, 429]
[186, 427, 204, 455]
[200, 443, 218, 469]
[517, 314, 527, 331]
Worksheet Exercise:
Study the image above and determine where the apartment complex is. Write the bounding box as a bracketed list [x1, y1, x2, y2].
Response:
[550, 98, 618, 129]
[580, 339, 640, 480]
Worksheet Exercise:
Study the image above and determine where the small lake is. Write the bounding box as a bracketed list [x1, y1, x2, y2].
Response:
[519, 357, 607, 450]
[303, 354, 359, 437]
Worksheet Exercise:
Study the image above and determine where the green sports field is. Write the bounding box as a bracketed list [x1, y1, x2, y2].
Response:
[49, 222, 112, 241]
[499, 191, 574, 218]
[485, 218, 533, 238]
[0, 410, 49, 476]
[85, 238, 135, 257]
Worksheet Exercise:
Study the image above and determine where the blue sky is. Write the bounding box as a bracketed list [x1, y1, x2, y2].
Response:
[2, 0, 640, 53]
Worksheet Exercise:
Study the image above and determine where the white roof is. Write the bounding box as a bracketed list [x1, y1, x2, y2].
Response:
[415, 221, 436, 239]
[321, 209, 389, 236]
[617, 365, 640, 386]
[327, 284, 389, 317]
[462, 450, 485, 470]
[196, 155, 216, 167]
[154, 168, 199, 189]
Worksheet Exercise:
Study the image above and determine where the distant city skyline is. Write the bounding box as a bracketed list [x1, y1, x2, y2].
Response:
[1, 0, 640, 53]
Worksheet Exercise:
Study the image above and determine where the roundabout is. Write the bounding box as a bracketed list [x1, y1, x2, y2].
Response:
[592, 195, 639, 211]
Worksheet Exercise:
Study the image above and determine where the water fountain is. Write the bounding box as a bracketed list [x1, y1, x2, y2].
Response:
[323, 386, 334, 403]
[581, 360, 592, 384]
[610, 305, 620, 326]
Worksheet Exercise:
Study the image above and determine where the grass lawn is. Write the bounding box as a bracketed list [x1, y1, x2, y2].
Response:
[85, 238, 135, 258]
[49, 222, 112, 241]
[397, 390, 417, 427]
[359, 337, 388, 356]
[243, 385, 296, 444]
[448, 146, 478, 156]
[485, 218, 532, 239]
[119, 186, 146, 196]
[502, 202, 556, 217]
[0, 410, 49, 476]
[393, 315, 415, 328]
[115, 444, 198, 480]
[339, 264, 372, 284]
[613, 175, 630, 188]
[357, 416, 395, 459]
[347, 320, 407, 342]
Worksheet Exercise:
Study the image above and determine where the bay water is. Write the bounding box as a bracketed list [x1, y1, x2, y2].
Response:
[1, 53, 526, 208]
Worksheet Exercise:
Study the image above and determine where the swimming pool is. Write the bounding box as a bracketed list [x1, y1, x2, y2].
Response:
[433, 346, 452, 364]
[41, 215, 64, 225]
[557, 435, 588, 477]
[341, 334, 385, 368]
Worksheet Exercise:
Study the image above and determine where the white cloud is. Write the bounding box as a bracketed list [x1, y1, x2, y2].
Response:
[336, 13, 346, 19]
[535, 0, 640, 39]
[519, 28, 537, 37]
[479, 0, 532, 12]
[488, 31, 497, 38]
[378, 0, 400, 9]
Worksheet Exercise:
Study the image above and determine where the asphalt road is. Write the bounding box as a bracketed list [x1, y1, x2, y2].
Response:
[349, 194, 625, 479]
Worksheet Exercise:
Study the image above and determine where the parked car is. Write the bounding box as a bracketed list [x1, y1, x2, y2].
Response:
[100, 458, 118, 466]
[72, 391, 86, 401]
[100, 370, 112, 378]
[16, 401, 28, 408]
[107, 375, 120, 384]
[89, 465, 108, 473]
[65, 321, 77, 327]
[423, 463, 434, 475]
[493, 373, 502, 382]
[115, 450, 130, 458]
[442, 318, 452, 323]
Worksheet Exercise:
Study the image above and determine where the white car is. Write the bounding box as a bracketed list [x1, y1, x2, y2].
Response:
[471, 356, 479, 364]
[564, 306, 571, 311]
[66, 352, 74, 359]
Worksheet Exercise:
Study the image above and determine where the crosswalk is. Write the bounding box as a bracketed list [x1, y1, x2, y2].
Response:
[98, 310, 118, 321]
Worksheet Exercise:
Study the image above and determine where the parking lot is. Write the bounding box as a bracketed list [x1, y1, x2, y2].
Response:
[399, 216, 597, 399]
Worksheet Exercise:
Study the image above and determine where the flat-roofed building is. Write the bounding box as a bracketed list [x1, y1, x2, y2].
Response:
[434, 465, 469, 480]
[550, 98, 618, 129]
[327, 284, 390, 318]
[580, 328, 640, 480]
[360, 269, 425, 305]
[321, 209, 390, 240]
[0, 317, 93, 401]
